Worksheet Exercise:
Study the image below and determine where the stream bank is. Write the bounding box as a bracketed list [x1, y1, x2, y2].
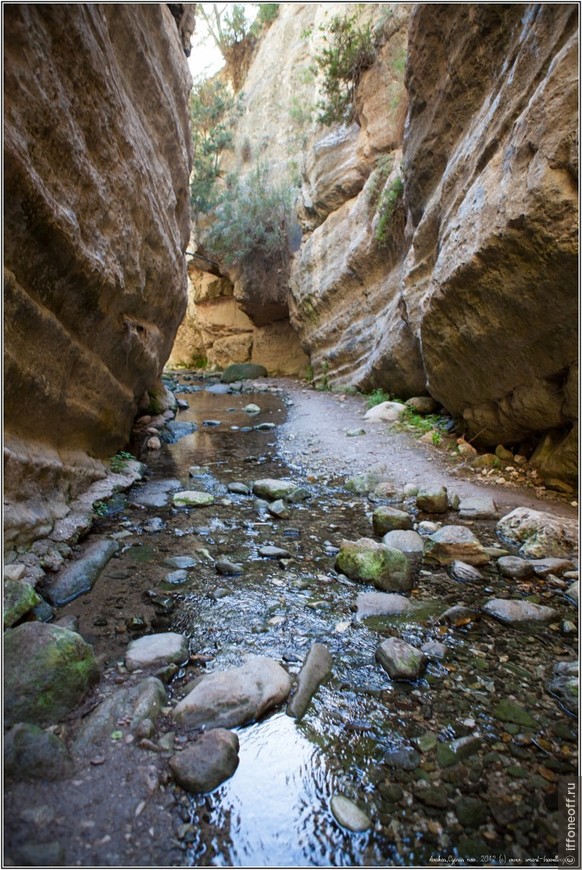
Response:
[4, 371, 578, 867]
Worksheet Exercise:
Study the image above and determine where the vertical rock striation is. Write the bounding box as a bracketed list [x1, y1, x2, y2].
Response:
[4, 4, 193, 550]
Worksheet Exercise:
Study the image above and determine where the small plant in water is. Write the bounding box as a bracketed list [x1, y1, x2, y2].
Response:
[366, 388, 391, 408]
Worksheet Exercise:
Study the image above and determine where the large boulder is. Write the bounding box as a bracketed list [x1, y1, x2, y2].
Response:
[173, 656, 292, 730]
[4, 623, 99, 727]
[335, 538, 412, 591]
[125, 633, 189, 672]
[41, 537, 119, 606]
[425, 526, 489, 566]
[496, 507, 578, 558]
[169, 729, 240, 794]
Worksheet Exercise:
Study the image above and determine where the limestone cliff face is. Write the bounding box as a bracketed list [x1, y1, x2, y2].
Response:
[4, 4, 193, 550]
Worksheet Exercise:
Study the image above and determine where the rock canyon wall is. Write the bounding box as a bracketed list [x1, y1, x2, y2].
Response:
[196, 3, 577, 482]
[4, 4, 193, 551]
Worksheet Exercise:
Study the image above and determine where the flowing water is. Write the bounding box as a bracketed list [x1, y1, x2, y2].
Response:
[60, 372, 578, 867]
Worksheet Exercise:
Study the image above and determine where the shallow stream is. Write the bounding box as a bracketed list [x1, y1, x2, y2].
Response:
[60, 373, 578, 866]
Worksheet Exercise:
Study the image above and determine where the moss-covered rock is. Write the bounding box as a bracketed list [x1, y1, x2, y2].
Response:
[372, 506, 412, 536]
[336, 538, 412, 591]
[221, 363, 268, 383]
[4, 623, 99, 727]
[4, 722, 74, 781]
[3, 578, 41, 627]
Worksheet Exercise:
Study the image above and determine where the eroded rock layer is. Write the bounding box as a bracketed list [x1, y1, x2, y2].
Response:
[4, 4, 192, 550]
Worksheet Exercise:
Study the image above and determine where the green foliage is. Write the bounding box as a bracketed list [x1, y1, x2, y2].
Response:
[392, 48, 407, 77]
[204, 164, 294, 268]
[400, 407, 446, 444]
[313, 13, 376, 125]
[251, 3, 279, 32]
[367, 154, 394, 207]
[198, 3, 252, 53]
[366, 387, 392, 408]
[189, 77, 241, 214]
[289, 96, 313, 127]
[375, 174, 404, 248]
[110, 451, 135, 473]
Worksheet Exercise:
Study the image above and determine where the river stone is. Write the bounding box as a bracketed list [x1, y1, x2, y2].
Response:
[531, 557, 576, 578]
[455, 796, 489, 828]
[330, 795, 371, 832]
[458, 496, 498, 520]
[372, 506, 413, 536]
[173, 656, 292, 729]
[385, 747, 421, 770]
[450, 561, 485, 582]
[164, 420, 196, 442]
[252, 479, 298, 501]
[425, 526, 489, 566]
[4, 578, 41, 627]
[493, 698, 537, 728]
[363, 401, 405, 423]
[125, 632, 189, 671]
[415, 784, 449, 808]
[345, 471, 385, 494]
[74, 677, 167, 753]
[259, 545, 292, 559]
[483, 598, 558, 625]
[42, 537, 119, 606]
[169, 729, 240, 794]
[566, 581, 578, 604]
[268, 499, 290, 519]
[406, 396, 438, 415]
[496, 556, 535, 580]
[421, 640, 448, 660]
[221, 363, 268, 383]
[496, 507, 578, 558]
[164, 569, 189, 585]
[546, 661, 578, 714]
[376, 637, 426, 680]
[163, 555, 197, 569]
[335, 538, 412, 591]
[216, 559, 243, 576]
[129, 478, 182, 508]
[4, 623, 99, 727]
[437, 735, 480, 768]
[356, 592, 418, 618]
[173, 491, 215, 507]
[244, 403, 261, 415]
[228, 482, 251, 495]
[416, 486, 448, 514]
[287, 643, 333, 719]
[438, 604, 480, 626]
[382, 530, 424, 556]
[4, 722, 74, 781]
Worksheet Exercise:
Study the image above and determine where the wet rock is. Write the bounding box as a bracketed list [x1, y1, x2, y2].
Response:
[412, 732, 438, 753]
[202, 419, 221, 427]
[252, 478, 298, 500]
[228, 482, 252, 495]
[493, 698, 537, 728]
[216, 559, 243, 576]
[455, 796, 489, 828]
[356, 592, 418, 618]
[146, 436, 162, 450]
[376, 637, 426, 680]
[345, 471, 385, 494]
[163, 569, 190, 586]
[437, 735, 480, 767]
[4, 722, 74, 781]
[382, 529, 424, 557]
[566, 581, 578, 604]
[421, 640, 448, 660]
[286, 486, 311, 503]
[4, 563, 26, 581]
[173, 656, 292, 729]
[363, 401, 406, 423]
[4, 623, 99, 727]
[482, 598, 558, 626]
[531, 557, 576, 578]
[170, 729, 240, 794]
[458, 496, 498, 520]
[3, 578, 41, 627]
[42, 538, 119, 606]
[330, 794, 371, 832]
[129, 478, 182, 508]
[205, 383, 232, 394]
[268, 499, 290, 519]
[221, 363, 268, 383]
[546, 660, 578, 714]
[497, 556, 535, 580]
[336, 538, 412, 592]
[254, 422, 276, 431]
[125, 632, 189, 671]
[173, 491, 215, 507]
[244, 403, 261, 415]
[259, 545, 292, 559]
[189, 465, 211, 476]
[164, 556, 197, 570]
[372, 506, 413, 536]
[450, 561, 485, 583]
[287, 643, 332, 719]
[385, 746, 421, 769]
[74, 678, 168, 753]
[8, 842, 65, 866]
[164, 420, 196, 442]
[143, 517, 166, 533]
[425, 526, 489, 566]
[496, 507, 578, 558]
[416, 486, 448, 514]
[415, 783, 449, 808]
[438, 605, 480, 627]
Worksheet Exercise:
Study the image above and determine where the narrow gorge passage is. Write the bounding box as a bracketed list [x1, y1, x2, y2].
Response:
[5, 371, 577, 867]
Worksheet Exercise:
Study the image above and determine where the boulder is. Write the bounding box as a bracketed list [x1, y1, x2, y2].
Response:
[172, 491, 215, 507]
[3, 578, 41, 627]
[497, 556, 535, 580]
[382, 529, 424, 556]
[169, 729, 240, 793]
[482, 598, 558, 625]
[173, 656, 292, 729]
[125, 632, 189, 671]
[330, 794, 371, 833]
[287, 643, 332, 719]
[252, 479, 299, 501]
[416, 487, 448, 514]
[372, 506, 412, 536]
[42, 538, 119, 606]
[356, 592, 418, 618]
[363, 401, 406, 423]
[458, 496, 498, 520]
[425, 525, 489, 566]
[405, 396, 438, 415]
[4, 623, 99, 727]
[497, 507, 578, 558]
[4, 722, 74, 781]
[335, 538, 412, 591]
[221, 363, 268, 383]
[129, 479, 182, 508]
[376, 637, 426, 680]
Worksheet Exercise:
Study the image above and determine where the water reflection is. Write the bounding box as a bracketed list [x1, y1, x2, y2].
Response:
[187, 712, 369, 867]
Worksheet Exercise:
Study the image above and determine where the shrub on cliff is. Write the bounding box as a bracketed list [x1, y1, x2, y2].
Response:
[204, 165, 294, 269]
